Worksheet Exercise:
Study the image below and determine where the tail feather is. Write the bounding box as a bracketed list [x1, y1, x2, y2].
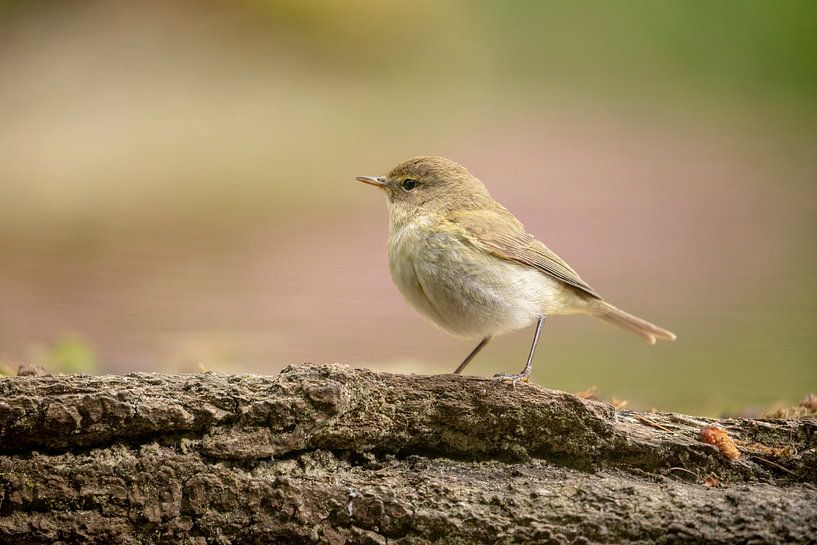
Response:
[593, 301, 676, 345]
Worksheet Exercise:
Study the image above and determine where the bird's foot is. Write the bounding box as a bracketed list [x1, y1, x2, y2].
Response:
[492, 372, 530, 390]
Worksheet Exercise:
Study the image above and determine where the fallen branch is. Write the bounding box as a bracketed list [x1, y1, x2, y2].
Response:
[1, 364, 815, 544]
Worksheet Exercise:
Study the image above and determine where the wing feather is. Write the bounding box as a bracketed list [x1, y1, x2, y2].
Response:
[450, 208, 601, 299]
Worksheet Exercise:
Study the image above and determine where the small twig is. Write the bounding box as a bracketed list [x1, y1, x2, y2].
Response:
[635, 414, 674, 433]
[668, 466, 700, 479]
[753, 456, 796, 475]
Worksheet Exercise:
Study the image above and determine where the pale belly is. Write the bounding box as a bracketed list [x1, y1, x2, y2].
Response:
[388, 222, 586, 339]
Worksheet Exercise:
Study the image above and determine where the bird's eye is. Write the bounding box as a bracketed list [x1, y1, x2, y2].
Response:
[401, 179, 418, 192]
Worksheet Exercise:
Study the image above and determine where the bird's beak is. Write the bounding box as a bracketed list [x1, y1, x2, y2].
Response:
[356, 176, 387, 188]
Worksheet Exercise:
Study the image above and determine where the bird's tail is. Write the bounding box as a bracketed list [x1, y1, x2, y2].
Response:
[593, 300, 676, 345]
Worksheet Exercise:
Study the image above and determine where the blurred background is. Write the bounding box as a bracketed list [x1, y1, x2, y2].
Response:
[1, 1, 815, 415]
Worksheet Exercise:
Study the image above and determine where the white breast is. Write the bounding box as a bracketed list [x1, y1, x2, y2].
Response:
[387, 217, 574, 339]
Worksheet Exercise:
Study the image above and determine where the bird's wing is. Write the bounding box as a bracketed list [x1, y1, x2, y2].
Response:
[449, 208, 601, 299]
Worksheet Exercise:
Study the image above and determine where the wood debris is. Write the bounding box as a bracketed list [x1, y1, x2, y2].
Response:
[700, 426, 740, 460]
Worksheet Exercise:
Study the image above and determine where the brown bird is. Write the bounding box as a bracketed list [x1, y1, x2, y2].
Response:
[358, 156, 676, 385]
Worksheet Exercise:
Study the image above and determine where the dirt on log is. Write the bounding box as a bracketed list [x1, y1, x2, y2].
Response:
[0, 363, 815, 544]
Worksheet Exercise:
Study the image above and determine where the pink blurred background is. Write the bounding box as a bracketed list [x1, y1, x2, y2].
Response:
[1, 1, 815, 414]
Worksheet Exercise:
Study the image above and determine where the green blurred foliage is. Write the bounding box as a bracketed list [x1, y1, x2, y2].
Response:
[242, 0, 817, 110]
[474, 1, 817, 104]
[26, 336, 98, 375]
[0, 361, 15, 377]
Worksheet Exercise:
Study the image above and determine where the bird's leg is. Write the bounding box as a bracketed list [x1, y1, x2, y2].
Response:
[494, 315, 546, 388]
[452, 337, 491, 374]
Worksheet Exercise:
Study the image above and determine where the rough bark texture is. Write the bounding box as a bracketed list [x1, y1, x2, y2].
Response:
[1, 364, 815, 544]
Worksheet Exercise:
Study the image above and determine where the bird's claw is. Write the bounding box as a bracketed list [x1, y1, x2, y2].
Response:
[492, 373, 530, 390]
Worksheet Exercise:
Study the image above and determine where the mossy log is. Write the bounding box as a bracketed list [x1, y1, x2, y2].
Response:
[1, 364, 815, 544]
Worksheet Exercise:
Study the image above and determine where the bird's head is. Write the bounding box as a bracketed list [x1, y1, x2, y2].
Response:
[357, 156, 492, 220]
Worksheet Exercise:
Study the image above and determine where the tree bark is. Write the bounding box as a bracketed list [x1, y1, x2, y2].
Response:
[1, 363, 815, 544]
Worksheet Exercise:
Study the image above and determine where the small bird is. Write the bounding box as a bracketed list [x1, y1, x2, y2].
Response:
[357, 156, 675, 385]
